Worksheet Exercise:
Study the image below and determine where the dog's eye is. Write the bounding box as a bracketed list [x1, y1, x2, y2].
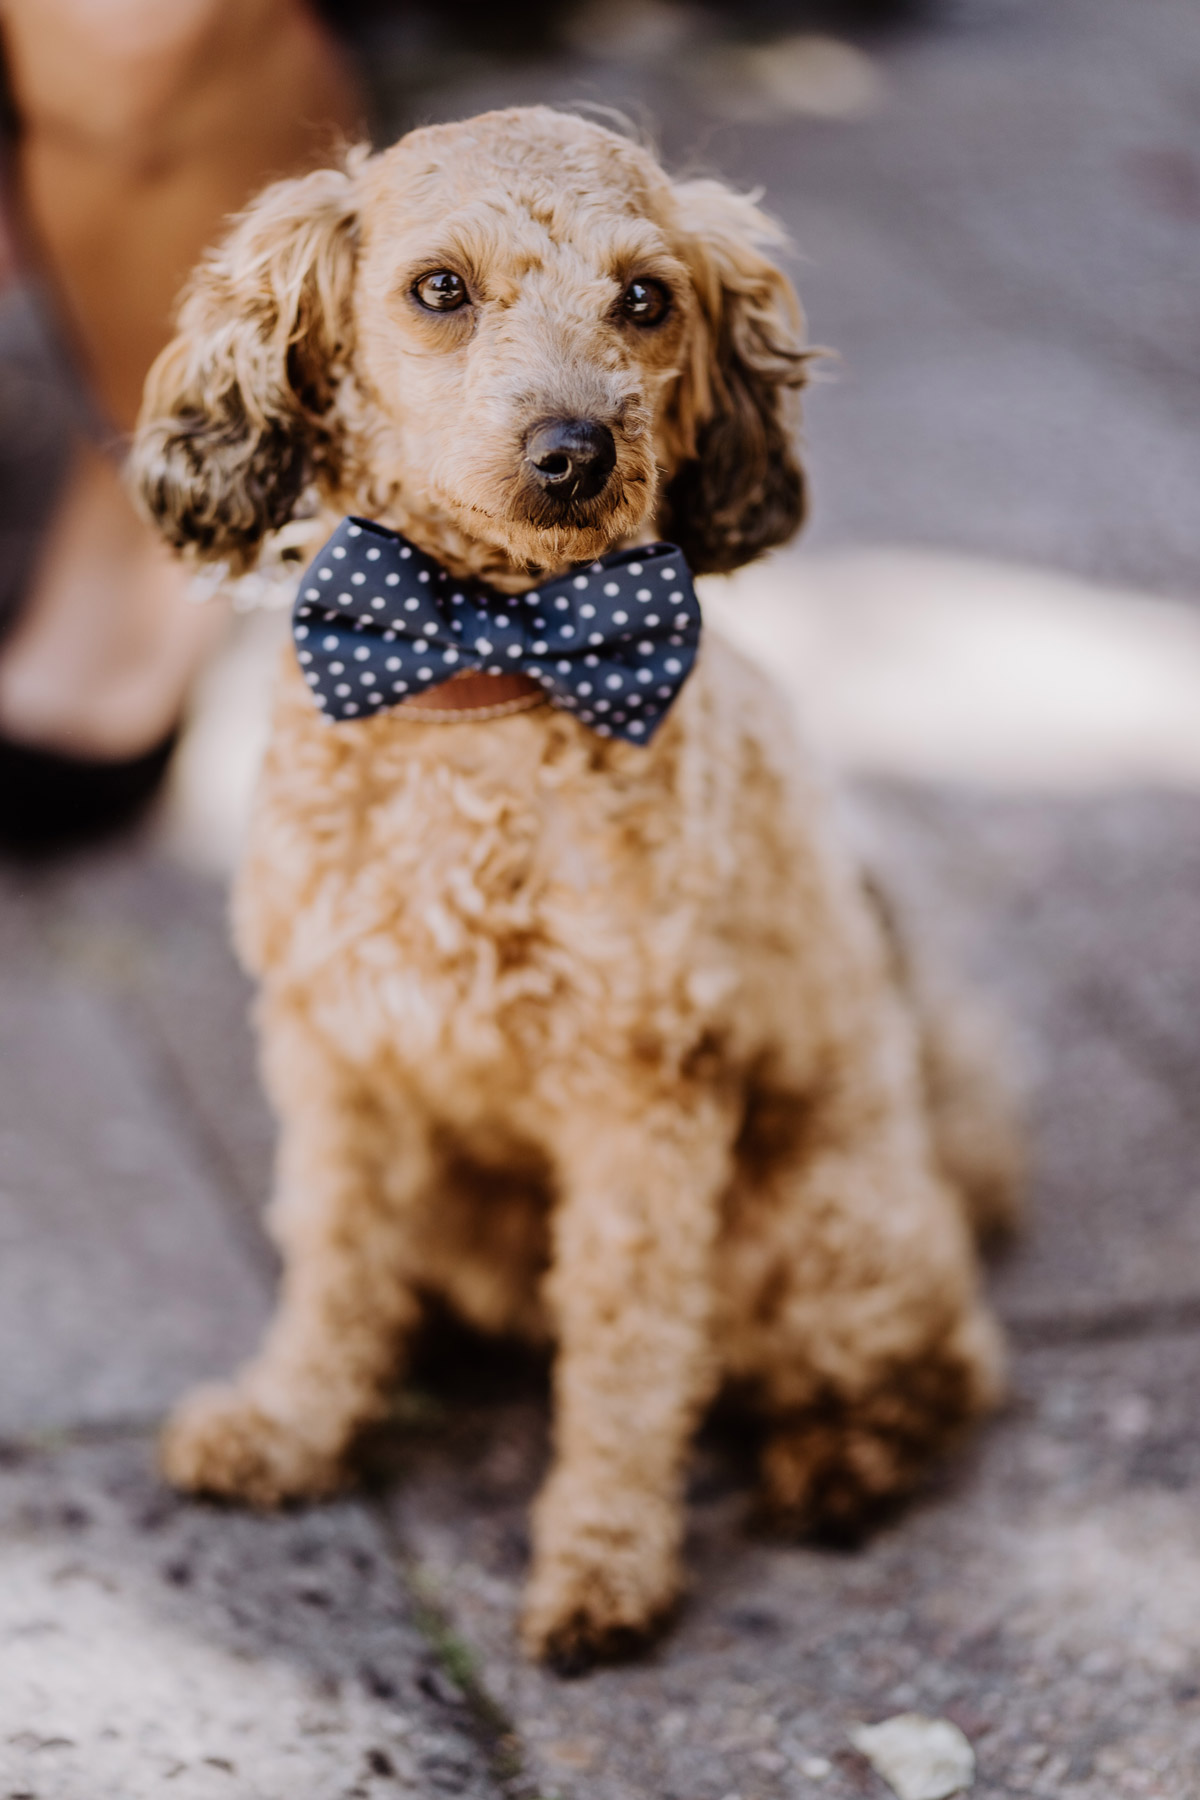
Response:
[620, 278, 671, 326]
[414, 270, 469, 312]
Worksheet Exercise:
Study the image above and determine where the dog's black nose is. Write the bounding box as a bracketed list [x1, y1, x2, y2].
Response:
[525, 418, 616, 502]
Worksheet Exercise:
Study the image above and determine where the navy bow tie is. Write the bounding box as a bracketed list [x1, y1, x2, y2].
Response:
[293, 517, 702, 744]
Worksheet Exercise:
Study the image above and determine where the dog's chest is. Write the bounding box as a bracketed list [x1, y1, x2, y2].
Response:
[239, 703, 731, 1100]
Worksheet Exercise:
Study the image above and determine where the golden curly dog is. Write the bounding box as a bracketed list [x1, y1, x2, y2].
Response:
[131, 107, 1017, 1670]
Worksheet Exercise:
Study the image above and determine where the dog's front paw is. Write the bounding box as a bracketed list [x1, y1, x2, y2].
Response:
[160, 1382, 346, 1508]
[521, 1504, 682, 1673]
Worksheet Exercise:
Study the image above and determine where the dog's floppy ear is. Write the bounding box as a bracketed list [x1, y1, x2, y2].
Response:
[662, 179, 812, 575]
[130, 157, 363, 572]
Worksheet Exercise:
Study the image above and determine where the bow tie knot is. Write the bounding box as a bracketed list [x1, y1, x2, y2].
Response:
[293, 517, 702, 744]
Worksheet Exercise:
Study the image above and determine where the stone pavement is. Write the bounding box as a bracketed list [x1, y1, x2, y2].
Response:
[4, 2, 1200, 1797]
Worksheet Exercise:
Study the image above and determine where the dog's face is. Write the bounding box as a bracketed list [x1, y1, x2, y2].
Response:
[351, 116, 692, 573]
[133, 108, 810, 582]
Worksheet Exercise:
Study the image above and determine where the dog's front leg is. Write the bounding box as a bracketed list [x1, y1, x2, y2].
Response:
[161, 1005, 429, 1507]
[523, 1092, 735, 1671]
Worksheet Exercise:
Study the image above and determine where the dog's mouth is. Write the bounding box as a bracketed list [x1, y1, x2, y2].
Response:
[515, 478, 623, 533]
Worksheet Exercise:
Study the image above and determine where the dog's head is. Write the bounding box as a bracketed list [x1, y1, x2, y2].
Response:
[132, 108, 811, 582]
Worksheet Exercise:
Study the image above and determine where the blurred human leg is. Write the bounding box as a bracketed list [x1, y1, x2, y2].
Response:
[0, 440, 222, 758]
[4, 0, 362, 428]
[0, 0, 362, 788]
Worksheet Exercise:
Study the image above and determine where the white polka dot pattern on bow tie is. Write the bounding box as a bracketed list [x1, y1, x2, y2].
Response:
[293, 517, 702, 744]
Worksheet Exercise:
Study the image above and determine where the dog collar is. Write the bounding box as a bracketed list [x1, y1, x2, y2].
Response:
[293, 517, 702, 744]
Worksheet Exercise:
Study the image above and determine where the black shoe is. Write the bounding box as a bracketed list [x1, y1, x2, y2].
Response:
[0, 729, 177, 856]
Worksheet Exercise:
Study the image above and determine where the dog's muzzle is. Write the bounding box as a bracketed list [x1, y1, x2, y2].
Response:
[524, 417, 616, 504]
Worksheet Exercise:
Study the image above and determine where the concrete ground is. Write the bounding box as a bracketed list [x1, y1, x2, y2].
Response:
[3, 2, 1200, 1796]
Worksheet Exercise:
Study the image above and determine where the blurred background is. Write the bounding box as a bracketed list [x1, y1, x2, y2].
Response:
[3, 5, 1200, 1796]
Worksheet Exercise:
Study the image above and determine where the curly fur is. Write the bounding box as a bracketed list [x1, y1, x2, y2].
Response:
[132, 107, 1017, 1670]
[135, 158, 362, 569]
